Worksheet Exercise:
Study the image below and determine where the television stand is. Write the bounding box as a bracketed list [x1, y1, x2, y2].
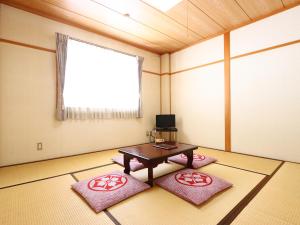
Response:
[152, 127, 178, 143]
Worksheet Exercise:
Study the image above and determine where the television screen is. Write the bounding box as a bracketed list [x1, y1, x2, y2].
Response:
[156, 114, 175, 128]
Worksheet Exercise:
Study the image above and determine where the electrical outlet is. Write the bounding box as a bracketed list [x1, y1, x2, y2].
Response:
[37, 142, 43, 151]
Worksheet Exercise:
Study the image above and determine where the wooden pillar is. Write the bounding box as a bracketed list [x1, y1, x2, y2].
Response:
[224, 32, 231, 152]
[169, 53, 172, 114]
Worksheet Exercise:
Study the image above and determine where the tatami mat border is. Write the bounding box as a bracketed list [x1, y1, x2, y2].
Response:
[194, 144, 293, 164]
[214, 163, 268, 176]
[104, 210, 122, 225]
[0, 162, 114, 190]
[218, 161, 284, 225]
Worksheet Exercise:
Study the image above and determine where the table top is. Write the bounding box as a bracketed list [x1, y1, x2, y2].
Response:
[119, 143, 198, 160]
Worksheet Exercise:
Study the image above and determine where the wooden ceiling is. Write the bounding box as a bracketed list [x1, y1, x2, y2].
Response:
[2, 0, 300, 54]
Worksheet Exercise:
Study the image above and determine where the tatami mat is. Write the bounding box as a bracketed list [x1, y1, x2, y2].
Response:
[232, 162, 300, 225]
[0, 175, 114, 225]
[110, 164, 264, 225]
[0, 149, 117, 188]
[0, 146, 281, 189]
[75, 163, 265, 225]
[196, 147, 281, 175]
[74, 161, 185, 182]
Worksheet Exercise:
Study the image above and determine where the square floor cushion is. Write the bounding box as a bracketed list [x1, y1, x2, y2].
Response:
[112, 155, 145, 172]
[72, 171, 150, 213]
[168, 153, 216, 168]
[155, 168, 232, 205]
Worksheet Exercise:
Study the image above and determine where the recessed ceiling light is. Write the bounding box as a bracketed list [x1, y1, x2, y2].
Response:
[143, 0, 182, 12]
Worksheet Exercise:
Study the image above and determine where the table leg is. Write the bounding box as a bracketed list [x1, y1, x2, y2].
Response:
[147, 167, 154, 187]
[185, 151, 193, 169]
[123, 154, 131, 174]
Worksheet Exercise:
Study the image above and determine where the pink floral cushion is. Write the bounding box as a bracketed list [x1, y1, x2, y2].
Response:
[112, 155, 145, 171]
[155, 169, 232, 205]
[168, 153, 216, 168]
[72, 171, 150, 213]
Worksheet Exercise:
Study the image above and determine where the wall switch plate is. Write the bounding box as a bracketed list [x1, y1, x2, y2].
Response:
[37, 142, 43, 151]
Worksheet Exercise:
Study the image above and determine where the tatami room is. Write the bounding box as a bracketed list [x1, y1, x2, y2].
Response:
[0, 1, 300, 225]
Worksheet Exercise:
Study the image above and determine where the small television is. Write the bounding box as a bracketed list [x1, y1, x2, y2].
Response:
[156, 114, 175, 128]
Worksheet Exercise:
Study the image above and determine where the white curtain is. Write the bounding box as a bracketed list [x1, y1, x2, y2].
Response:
[62, 38, 143, 119]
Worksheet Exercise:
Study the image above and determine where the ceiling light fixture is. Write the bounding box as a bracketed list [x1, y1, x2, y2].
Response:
[143, 0, 182, 12]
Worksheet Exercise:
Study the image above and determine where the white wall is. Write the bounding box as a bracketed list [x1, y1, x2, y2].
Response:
[171, 63, 225, 149]
[231, 6, 300, 57]
[171, 35, 224, 72]
[170, 5, 300, 162]
[231, 6, 300, 162]
[231, 44, 300, 162]
[0, 4, 160, 166]
[170, 36, 225, 149]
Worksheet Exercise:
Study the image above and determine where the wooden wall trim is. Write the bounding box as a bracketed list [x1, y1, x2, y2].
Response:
[142, 70, 161, 76]
[171, 59, 224, 75]
[169, 38, 300, 76]
[0, 38, 160, 76]
[224, 32, 231, 152]
[231, 39, 300, 60]
[0, 38, 56, 53]
[2, 37, 299, 78]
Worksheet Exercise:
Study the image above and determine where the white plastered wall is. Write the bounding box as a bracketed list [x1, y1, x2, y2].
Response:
[170, 36, 225, 149]
[0, 4, 160, 166]
[231, 6, 300, 162]
[231, 6, 300, 57]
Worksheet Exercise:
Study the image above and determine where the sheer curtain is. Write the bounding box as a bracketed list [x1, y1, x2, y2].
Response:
[59, 37, 143, 120]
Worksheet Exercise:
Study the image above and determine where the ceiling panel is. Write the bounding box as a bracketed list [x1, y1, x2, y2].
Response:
[45, 0, 187, 50]
[189, 0, 250, 28]
[1, 0, 299, 54]
[167, 0, 225, 38]
[282, 0, 300, 7]
[92, 0, 201, 45]
[236, 0, 283, 19]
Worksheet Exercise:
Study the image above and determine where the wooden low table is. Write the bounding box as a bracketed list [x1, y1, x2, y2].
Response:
[119, 143, 198, 186]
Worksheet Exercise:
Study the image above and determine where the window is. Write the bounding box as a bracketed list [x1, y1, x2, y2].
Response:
[62, 39, 142, 119]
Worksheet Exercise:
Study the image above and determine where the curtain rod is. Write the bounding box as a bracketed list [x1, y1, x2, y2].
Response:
[70, 37, 139, 58]
[57, 33, 141, 58]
